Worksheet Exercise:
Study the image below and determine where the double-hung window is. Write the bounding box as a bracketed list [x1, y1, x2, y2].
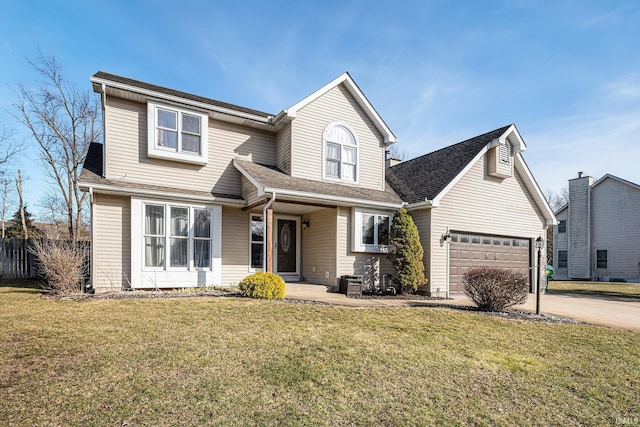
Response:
[558, 250, 568, 269]
[143, 203, 213, 270]
[353, 209, 392, 252]
[148, 102, 208, 164]
[596, 250, 607, 269]
[558, 220, 566, 233]
[324, 123, 358, 182]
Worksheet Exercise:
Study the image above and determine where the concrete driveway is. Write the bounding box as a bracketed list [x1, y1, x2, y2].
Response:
[285, 283, 640, 332]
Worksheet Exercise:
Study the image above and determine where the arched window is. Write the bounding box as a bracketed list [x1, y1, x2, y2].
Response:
[323, 123, 358, 182]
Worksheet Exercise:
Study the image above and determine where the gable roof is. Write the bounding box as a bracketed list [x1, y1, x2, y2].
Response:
[233, 159, 403, 208]
[592, 173, 640, 192]
[386, 125, 512, 203]
[91, 71, 274, 123]
[273, 72, 397, 144]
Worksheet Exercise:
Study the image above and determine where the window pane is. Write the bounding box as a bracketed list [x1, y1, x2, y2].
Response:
[343, 146, 356, 164]
[145, 205, 164, 235]
[251, 216, 264, 242]
[194, 239, 211, 268]
[362, 214, 374, 245]
[460, 235, 469, 243]
[182, 114, 200, 134]
[194, 209, 211, 238]
[157, 129, 178, 149]
[558, 220, 566, 233]
[377, 215, 389, 245]
[503, 239, 511, 246]
[326, 125, 355, 145]
[251, 242, 263, 268]
[521, 240, 529, 248]
[157, 109, 177, 129]
[171, 207, 189, 237]
[182, 133, 200, 154]
[450, 233, 458, 243]
[512, 239, 520, 247]
[493, 238, 501, 245]
[326, 160, 340, 177]
[343, 164, 355, 181]
[326, 142, 340, 160]
[472, 236, 480, 244]
[483, 237, 491, 245]
[170, 238, 188, 267]
[144, 237, 165, 267]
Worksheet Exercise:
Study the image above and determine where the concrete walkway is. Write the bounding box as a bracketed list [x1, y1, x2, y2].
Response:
[285, 283, 640, 331]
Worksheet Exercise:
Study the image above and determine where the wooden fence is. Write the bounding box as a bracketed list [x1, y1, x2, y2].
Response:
[0, 239, 91, 282]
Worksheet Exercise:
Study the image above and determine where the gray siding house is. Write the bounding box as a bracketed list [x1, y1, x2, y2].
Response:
[79, 72, 555, 295]
[553, 173, 640, 282]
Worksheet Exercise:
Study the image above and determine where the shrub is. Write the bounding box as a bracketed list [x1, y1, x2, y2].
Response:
[387, 208, 426, 293]
[239, 272, 285, 300]
[29, 239, 89, 295]
[463, 266, 529, 310]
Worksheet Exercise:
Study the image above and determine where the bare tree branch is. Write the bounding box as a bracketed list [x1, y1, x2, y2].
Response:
[11, 52, 101, 240]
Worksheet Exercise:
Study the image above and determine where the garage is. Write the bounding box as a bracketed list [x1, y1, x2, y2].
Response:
[448, 232, 531, 293]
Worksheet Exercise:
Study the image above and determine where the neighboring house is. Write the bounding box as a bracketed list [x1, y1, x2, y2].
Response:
[79, 71, 555, 295]
[553, 173, 640, 283]
[386, 125, 556, 295]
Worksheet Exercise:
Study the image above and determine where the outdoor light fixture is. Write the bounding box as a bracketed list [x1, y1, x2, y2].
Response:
[535, 235, 544, 315]
[302, 218, 310, 230]
[442, 230, 452, 243]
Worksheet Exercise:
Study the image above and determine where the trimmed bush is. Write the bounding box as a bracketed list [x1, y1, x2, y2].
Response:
[463, 266, 529, 310]
[239, 272, 286, 300]
[387, 208, 426, 293]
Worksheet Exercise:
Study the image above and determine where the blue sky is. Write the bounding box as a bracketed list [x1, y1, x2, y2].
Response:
[1, 0, 639, 217]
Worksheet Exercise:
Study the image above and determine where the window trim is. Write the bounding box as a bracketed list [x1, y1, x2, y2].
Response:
[351, 208, 393, 253]
[558, 220, 567, 233]
[558, 250, 568, 269]
[147, 102, 209, 165]
[131, 198, 222, 288]
[322, 122, 359, 184]
[249, 213, 264, 271]
[596, 250, 607, 269]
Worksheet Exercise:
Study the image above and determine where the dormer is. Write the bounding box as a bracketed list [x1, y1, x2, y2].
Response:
[487, 124, 526, 179]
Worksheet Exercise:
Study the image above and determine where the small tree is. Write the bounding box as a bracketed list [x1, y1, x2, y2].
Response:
[387, 208, 426, 293]
[6, 205, 38, 239]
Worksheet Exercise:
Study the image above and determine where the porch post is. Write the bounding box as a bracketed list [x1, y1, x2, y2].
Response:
[266, 208, 273, 272]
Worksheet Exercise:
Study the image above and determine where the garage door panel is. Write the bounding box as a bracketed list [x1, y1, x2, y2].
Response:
[449, 232, 531, 293]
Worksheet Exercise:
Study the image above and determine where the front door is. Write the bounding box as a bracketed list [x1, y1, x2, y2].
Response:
[274, 216, 299, 277]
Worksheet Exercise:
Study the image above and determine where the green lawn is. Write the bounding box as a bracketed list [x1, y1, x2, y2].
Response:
[1, 284, 639, 426]
[548, 280, 640, 298]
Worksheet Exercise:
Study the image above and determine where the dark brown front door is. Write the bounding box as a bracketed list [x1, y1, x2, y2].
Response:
[276, 219, 297, 273]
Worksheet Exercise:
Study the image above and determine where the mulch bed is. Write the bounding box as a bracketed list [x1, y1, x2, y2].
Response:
[42, 289, 588, 326]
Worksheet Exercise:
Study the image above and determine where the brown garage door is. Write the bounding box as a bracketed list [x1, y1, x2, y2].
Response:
[449, 232, 531, 293]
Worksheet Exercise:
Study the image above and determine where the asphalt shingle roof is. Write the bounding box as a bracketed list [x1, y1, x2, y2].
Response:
[234, 159, 403, 205]
[385, 125, 512, 203]
[92, 71, 274, 119]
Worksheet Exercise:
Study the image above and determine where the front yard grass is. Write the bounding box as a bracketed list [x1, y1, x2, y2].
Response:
[548, 280, 640, 298]
[1, 284, 639, 426]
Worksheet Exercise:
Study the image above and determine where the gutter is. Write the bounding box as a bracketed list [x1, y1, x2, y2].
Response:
[262, 192, 276, 271]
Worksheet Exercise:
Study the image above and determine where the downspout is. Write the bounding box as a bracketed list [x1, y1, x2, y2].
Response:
[262, 192, 276, 270]
[101, 83, 107, 178]
[88, 187, 95, 293]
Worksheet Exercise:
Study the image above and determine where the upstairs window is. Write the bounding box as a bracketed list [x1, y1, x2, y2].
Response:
[147, 102, 208, 165]
[323, 123, 358, 183]
[558, 220, 567, 233]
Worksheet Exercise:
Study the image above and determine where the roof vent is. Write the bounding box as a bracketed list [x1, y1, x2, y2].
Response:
[578, 171, 583, 178]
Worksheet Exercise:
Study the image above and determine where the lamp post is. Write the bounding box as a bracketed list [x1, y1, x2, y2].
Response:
[442, 229, 452, 299]
[535, 236, 544, 315]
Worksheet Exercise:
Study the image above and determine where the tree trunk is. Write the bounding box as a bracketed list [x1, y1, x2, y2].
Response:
[16, 169, 27, 239]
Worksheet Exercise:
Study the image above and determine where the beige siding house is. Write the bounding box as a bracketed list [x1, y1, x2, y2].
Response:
[80, 72, 555, 295]
[553, 174, 640, 283]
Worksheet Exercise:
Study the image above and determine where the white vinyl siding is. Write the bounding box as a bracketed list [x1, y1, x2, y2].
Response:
[425, 156, 546, 294]
[104, 97, 276, 198]
[300, 208, 337, 286]
[91, 194, 131, 293]
[290, 84, 386, 191]
[221, 207, 252, 284]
